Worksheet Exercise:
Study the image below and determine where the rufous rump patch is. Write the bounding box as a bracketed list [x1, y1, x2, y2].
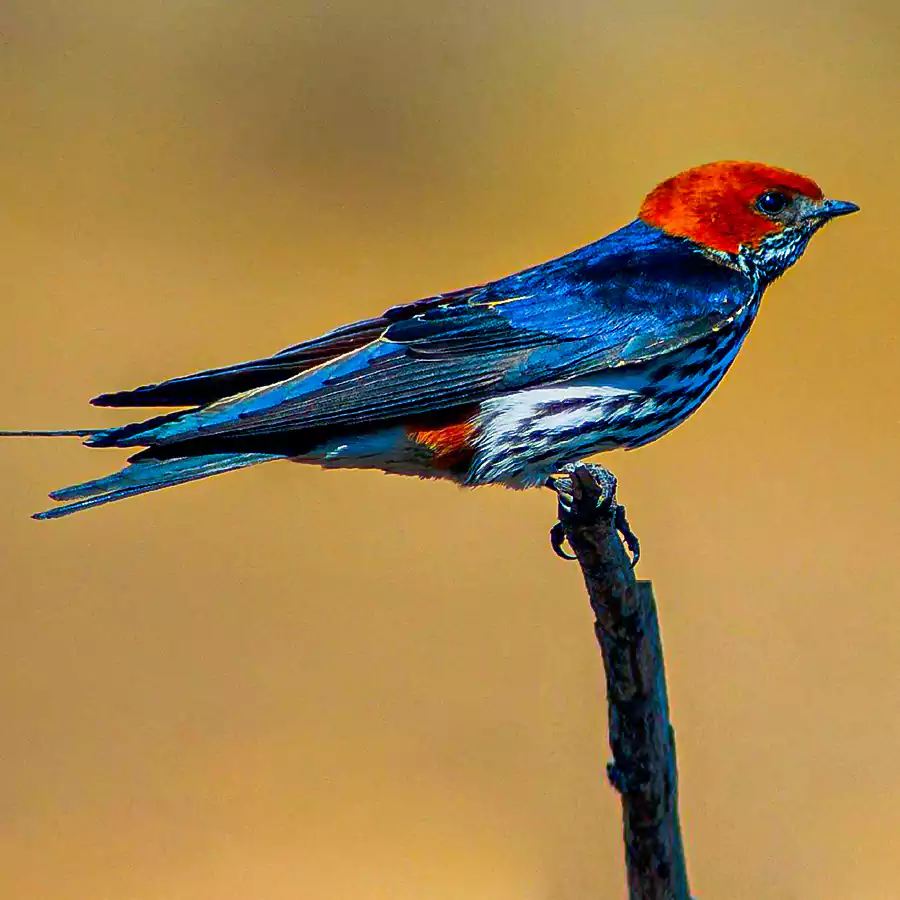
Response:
[639, 161, 824, 254]
[407, 417, 477, 468]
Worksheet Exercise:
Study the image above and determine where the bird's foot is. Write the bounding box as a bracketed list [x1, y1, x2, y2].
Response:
[546, 463, 640, 567]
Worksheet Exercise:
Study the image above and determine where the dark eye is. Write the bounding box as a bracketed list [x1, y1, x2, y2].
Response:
[757, 191, 789, 215]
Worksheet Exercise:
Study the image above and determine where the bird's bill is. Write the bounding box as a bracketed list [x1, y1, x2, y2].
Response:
[807, 198, 860, 221]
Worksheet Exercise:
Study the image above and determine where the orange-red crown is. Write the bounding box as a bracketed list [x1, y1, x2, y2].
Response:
[639, 161, 824, 254]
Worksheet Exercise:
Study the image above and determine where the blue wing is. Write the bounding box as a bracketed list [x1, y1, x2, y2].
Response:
[90, 219, 754, 451]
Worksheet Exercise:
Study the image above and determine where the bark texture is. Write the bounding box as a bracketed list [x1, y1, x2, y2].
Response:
[553, 464, 691, 900]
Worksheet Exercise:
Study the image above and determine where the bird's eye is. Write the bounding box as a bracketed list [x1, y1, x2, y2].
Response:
[757, 191, 789, 215]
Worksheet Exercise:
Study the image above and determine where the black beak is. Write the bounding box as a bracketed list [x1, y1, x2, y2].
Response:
[810, 199, 860, 221]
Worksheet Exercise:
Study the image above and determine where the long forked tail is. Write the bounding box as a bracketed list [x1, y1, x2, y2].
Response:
[33, 452, 281, 520]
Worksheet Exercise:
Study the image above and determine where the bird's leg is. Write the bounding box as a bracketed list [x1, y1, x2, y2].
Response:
[546, 463, 640, 567]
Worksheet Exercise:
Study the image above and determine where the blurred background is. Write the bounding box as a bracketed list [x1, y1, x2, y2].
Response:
[2, 2, 898, 898]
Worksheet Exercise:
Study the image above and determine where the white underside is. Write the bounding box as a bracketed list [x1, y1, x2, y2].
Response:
[468, 381, 635, 487]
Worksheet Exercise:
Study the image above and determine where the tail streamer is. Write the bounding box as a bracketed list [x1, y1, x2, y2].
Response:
[0, 429, 101, 437]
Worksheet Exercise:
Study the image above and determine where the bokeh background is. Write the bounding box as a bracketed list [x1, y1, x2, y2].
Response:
[2, 2, 899, 898]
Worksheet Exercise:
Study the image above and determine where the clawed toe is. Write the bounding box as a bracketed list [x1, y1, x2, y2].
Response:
[550, 520, 578, 560]
[614, 504, 641, 568]
[546, 463, 640, 568]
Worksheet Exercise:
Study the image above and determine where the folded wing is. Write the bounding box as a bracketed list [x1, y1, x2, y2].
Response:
[89, 220, 755, 453]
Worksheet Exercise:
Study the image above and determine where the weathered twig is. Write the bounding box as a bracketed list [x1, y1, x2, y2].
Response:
[552, 464, 691, 900]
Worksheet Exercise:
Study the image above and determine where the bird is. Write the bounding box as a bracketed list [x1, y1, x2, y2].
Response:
[2, 160, 857, 520]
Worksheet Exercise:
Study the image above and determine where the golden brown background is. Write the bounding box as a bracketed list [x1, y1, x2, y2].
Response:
[2, 2, 899, 898]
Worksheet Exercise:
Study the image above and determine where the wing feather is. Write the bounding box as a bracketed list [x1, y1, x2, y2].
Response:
[91, 221, 755, 450]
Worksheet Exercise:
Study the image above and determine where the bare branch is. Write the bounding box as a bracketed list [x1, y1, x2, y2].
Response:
[552, 464, 691, 900]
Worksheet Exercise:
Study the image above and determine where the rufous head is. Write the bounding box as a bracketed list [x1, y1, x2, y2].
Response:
[639, 160, 858, 256]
